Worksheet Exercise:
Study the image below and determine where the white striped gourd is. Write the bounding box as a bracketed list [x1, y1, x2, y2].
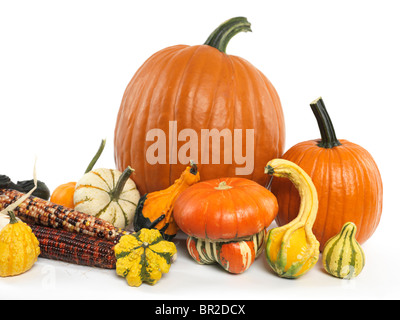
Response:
[186, 230, 265, 274]
[74, 167, 140, 229]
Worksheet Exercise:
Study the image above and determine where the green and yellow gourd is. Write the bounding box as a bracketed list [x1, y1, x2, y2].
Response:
[322, 222, 365, 279]
[114, 228, 177, 287]
[265, 159, 320, 279]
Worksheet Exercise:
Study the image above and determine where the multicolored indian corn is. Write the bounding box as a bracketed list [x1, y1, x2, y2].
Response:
[29, 224, 117, 269]
[0, 189, 130, 242]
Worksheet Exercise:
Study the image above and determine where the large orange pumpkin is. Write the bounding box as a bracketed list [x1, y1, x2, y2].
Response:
[271, 97, 383, 249]
[114, 17, 285, 194]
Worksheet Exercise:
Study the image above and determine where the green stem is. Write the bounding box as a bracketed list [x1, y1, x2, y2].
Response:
[8, 210, 19, 224]
[84, 139, 106, 174]
[189, 160, 198, 175]
[204, 17, 251, 53]
[111, 166, 134, 200]
[310, 97, 342, 149]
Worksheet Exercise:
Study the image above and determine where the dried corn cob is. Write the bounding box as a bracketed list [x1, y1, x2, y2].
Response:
[0, 189, 131, 242]
[29, 224, 116, 269]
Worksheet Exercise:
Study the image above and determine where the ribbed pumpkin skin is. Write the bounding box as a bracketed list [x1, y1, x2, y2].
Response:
[271, 139, 383, 249]
[114, 44, 285, 195]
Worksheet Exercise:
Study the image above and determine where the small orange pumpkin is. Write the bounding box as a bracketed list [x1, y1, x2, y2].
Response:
[271, 97, 383, 248]
[50, 139, 105, 208]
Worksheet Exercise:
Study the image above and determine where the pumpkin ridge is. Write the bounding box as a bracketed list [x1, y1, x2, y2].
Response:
[224, 55, 238, 177]
[198, 52, 231, 171]
[354, 144, 382, 241]
[232, 57, 259, 181]
[342, 144, 366, 239]
[91, 171, 112, 192]
[75, 184, 108, 194]
[333, 145, 347, 236]
[117, 197, 138, 206]
[116, 201, 129, 228]
[256, 69, 283, 159]
[312, 147, 330, 245]
[138, 48, 182, 194]
[95, 201, 112, 219]
[168, 46, 203, 186]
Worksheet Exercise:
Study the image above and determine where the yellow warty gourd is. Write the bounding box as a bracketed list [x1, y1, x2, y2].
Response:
[0, 163, 40, 277]
[264, 159, 320, 279]
[0, 210, 40, 277]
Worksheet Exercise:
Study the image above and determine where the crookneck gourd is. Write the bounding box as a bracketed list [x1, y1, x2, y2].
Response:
[265, 159, 320, 279]
[114, 228, 177, 287]
[173, 177, 279, 274]
[133, 161, 200, 240]
[322, 222, 365, 279]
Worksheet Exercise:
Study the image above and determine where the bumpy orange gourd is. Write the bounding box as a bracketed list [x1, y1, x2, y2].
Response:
[133, 161, 200, 240]
[114, 17, 285, 195]
[271, 98, 383, 248]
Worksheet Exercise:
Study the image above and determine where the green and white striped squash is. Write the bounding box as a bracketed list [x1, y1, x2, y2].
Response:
[322, 222, 365, 279]
[186, 230, 265, 274]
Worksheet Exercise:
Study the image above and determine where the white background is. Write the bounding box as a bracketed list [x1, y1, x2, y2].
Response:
[1, 0, 399, 300]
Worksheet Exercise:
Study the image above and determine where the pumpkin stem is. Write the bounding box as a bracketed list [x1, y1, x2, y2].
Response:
[84, 139, 106, 174]
[214, 181, 233, 190]
[189, 160, 198, 175]
[7, 210, 19, 225]
[111, 166, 134, 201]
[204, 17, 252, 54]
[310, 97, 342, 149]
[264, 165, 275, 175]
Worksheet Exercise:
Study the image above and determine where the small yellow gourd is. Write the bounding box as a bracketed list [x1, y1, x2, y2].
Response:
[322, 222, 365, 279]
[0, 210, 40, 277]
[114, 228, 177, 287]
[264, 159, 320, 279]
[0, 165, 40, 277]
